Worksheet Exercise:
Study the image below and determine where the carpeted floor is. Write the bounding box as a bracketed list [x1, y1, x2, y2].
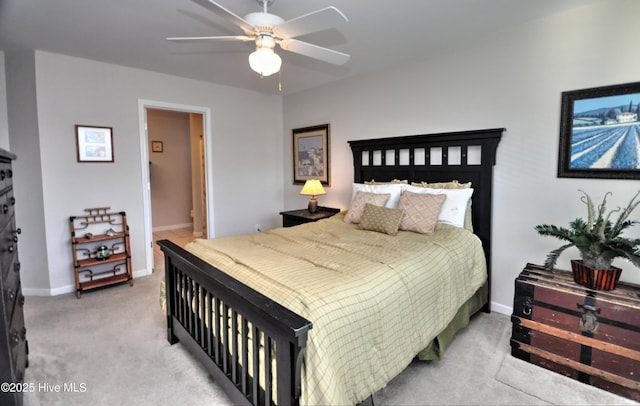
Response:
[21, 266, 636, 405]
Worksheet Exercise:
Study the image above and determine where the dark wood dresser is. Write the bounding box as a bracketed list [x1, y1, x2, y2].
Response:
[0, 149, 27, 406]
[511, 263, 640, 401]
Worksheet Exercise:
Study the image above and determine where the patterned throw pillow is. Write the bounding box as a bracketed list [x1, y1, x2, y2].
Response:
[397, 191, 446, 234]
[351, 183, 404, 208]
[358, 204, 405, 235]
[344, 191, 390, 224]
[403, 186, 473, 228]
[406, 181, 473, 230]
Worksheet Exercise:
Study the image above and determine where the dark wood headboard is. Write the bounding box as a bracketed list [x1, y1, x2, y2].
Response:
[348, 128, 504, 308]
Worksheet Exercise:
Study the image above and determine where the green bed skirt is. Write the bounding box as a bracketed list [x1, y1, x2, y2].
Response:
[416, 282, 488, 361]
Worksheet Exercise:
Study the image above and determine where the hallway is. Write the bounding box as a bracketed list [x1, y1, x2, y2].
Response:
[152, 227, 195, 268]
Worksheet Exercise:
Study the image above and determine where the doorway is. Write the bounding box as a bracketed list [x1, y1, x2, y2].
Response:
[138, 100, 213, 274]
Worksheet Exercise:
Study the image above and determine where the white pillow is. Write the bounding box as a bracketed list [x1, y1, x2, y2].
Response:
[351, 183, 405, 209]
[404, 185, 473, 228]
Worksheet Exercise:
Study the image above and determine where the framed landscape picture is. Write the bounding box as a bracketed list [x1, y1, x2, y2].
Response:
[558, 82, 640, 179]
[292, 124, 330, 185]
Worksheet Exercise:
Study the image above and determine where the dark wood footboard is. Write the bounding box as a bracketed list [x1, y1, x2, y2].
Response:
[158, 239, 312, 406]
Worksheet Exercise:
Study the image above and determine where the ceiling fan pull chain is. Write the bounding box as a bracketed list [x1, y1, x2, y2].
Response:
[278, 70, 282, 92]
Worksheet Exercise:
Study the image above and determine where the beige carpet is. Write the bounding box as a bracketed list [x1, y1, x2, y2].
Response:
[21, 267, 636, 406]
[374, 307, 636, 405]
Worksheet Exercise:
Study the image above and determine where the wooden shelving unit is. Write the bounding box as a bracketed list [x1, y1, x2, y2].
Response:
[69, 207, 133, 298]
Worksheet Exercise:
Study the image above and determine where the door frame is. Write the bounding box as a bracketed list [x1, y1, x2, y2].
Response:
[137, 99, 214, 274]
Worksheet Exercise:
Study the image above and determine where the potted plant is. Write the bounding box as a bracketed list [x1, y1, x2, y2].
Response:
[535, 189, 640, 290]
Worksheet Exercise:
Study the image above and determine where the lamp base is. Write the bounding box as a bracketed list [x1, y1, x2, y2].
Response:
[308, 196, 318, 213]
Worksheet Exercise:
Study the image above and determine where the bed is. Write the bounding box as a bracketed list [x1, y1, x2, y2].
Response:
[157, 128, 504, 406]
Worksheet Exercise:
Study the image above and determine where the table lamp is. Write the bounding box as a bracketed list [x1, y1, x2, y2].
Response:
[300, 179, 326, 213]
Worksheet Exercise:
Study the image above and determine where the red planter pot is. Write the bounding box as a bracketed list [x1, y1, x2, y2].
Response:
[571, 259, 622, 291]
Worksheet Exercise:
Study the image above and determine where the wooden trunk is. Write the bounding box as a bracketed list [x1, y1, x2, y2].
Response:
[511, 263, 640, 401]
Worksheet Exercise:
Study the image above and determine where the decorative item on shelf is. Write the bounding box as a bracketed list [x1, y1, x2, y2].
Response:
[105, 228, 116, 236]
[300, 179, 326, 214]
[535, 189, 640, 290]
[84, 232, 93, 239]
[95, 245, 111, 261]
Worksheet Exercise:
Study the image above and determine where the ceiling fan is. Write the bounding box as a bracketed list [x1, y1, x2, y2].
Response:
[168, 0, 351, 77]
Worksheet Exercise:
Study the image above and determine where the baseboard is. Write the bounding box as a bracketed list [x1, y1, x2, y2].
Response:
[22, 284, 75, 297]
[152, 223, 193, 232]
[23, 269, 150, 297]
[491, 301, 512, 315]
[135, 268, 152, 277]
[22, 286, 60, 297]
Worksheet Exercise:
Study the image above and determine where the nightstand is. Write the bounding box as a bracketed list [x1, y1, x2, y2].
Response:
[279, 207, 340, 227]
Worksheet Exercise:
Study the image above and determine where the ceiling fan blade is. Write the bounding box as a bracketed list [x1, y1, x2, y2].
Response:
[191, 0, 256, 35]
[167, 35, 253, 42]
[274, 6, 348, 39]
[280, 39, 350, 65]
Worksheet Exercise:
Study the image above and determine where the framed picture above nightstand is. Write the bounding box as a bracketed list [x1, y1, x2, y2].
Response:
[279, 207, 340, 227]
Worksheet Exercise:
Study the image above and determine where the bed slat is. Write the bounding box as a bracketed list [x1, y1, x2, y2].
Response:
[252, 323, 259, 405]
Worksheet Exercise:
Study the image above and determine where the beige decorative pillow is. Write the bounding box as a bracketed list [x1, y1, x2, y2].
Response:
[351, 183, 404, 208]
[358, 204, 404, 236]
[397, 191, 446, 234]
[409, 180, 473, 231]
[410, 180, 472, 189]
[344, 191, 391, 224]
[364, 179, 408, 185]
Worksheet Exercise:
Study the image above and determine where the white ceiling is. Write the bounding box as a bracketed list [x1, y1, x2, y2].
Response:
[0, 0, 604, 95]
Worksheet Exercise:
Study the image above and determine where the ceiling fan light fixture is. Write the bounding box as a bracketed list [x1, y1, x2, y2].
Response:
[169, 0, 351, 81]
[249, 47, 282, 77]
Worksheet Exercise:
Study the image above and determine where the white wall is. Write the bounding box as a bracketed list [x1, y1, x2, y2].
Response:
[5, 50, 50, 293]
[0, 51, 9, 149]
[282, 0, 640, 314]
[13, 51, 283, 295]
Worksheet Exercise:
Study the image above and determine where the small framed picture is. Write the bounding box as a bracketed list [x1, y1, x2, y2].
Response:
[558, 81, 640, 179]
[292, 124, 330, 185]
[76, 125, 114, 162]
[151, 141, 164, 153]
